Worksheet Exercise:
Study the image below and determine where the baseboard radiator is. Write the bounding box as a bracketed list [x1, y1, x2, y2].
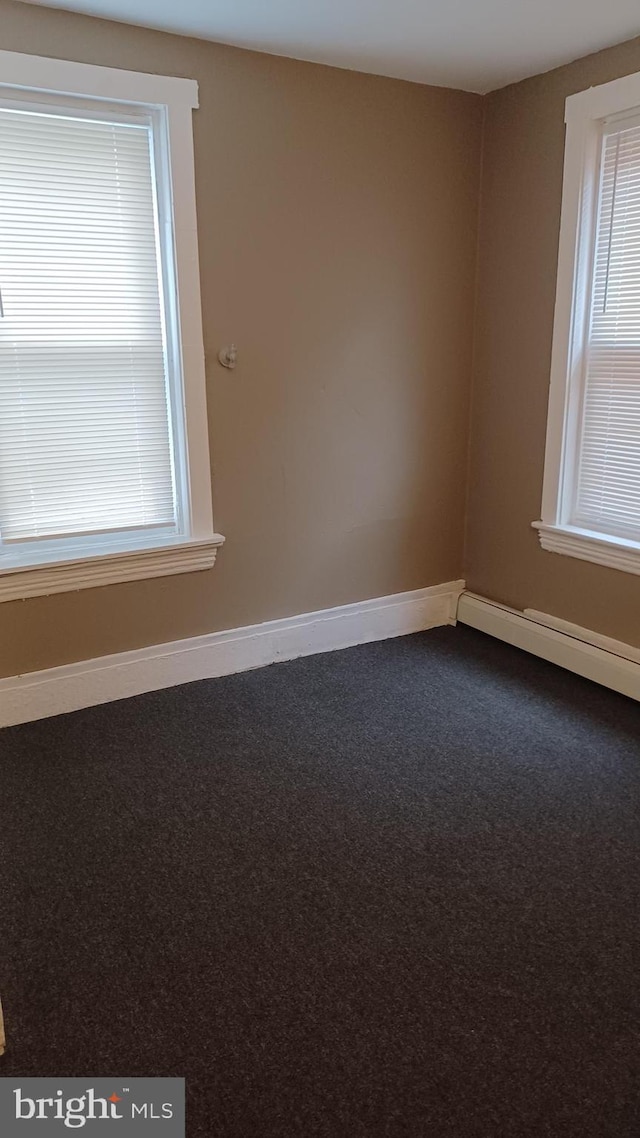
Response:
[457, 592, 640, 702]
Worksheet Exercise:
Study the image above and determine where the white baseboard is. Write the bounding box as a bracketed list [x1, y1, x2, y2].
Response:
[0, 580, 465, 729]
[457, 592, 640, 702]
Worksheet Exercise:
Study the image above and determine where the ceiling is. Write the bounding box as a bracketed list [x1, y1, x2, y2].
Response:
[20, 0, 640, 94]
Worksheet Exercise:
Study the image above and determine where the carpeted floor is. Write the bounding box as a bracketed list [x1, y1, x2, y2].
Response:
[1, 625, 639, 1136]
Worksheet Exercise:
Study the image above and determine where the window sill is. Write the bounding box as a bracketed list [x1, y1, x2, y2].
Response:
[0, 534, 226, 603]
[532, 522, 640, 576]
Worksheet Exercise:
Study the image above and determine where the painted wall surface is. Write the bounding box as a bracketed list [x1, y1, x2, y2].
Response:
[2, 1, 638, 678]
[0, 0, 482, 676]
[465, 36, 640, 648]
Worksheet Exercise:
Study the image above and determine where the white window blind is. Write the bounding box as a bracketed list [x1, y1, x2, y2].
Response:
[0, 104, 177, 546]
[574, 120, 640, 541]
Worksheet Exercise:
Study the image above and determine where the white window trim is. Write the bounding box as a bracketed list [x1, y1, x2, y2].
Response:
[534, 68, 640, 577]
[0, 50, 224, 602]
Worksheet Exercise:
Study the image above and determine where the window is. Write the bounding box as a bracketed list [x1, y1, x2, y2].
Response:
[535, 71, 640, 576]
[0, 51, 223, 601]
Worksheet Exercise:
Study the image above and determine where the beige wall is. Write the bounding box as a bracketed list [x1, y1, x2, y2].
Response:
[4, 2, 637, 677]
[0, 0, 483, 677]
[465, 36, 640, 649]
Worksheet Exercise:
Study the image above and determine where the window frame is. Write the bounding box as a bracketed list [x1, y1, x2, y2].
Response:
[534, 69, 640, 577]
[0, 50, 223, 602]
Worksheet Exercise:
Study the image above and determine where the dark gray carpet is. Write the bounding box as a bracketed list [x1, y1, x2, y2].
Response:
[1, 625, 639, 1136]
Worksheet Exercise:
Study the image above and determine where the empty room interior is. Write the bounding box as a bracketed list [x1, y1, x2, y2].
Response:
[1, 0, 640, 1132]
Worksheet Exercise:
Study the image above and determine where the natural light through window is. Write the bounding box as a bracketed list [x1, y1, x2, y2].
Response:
[0, 51, 222, 601]
[0, 106, 176, 542]
[575, 119, 640, 541]
[536, 71, 640, 576]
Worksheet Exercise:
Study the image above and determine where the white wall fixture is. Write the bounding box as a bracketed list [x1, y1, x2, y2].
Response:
[217, 345, 237, 370]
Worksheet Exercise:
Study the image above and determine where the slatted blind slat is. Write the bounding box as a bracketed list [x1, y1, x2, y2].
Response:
[0, 106, 177, 543]
[574, 122, 640, 540]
